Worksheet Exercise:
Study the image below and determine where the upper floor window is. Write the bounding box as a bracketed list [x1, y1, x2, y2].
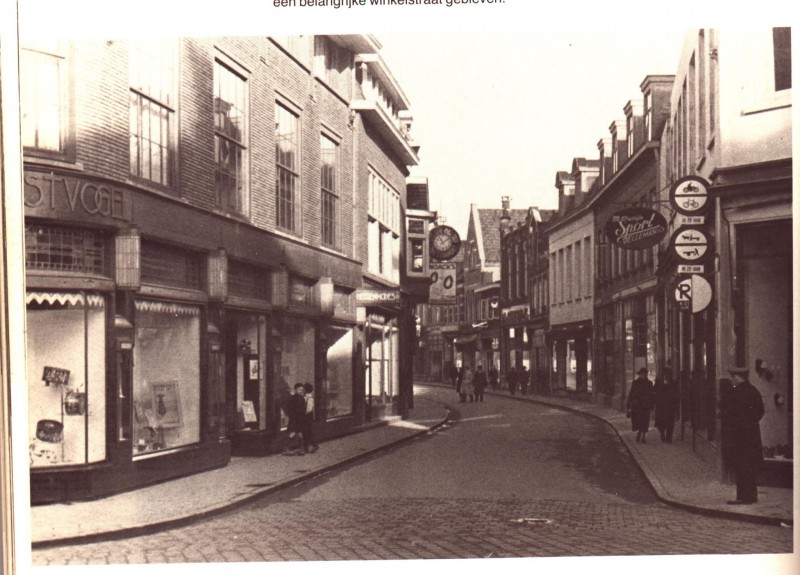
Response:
[644, 92, 653, 141]
[276, 103, 300, 231]
[773, 27, 791, 92]
[214, 59, 249, 216]
[367, 168, 400, 283]
[314, 36, 352, 98]
[320, 134, 339, 247]
[130, 39, 176, 187]
[611, 133, 619, 173]
[21, 40, 66, 155]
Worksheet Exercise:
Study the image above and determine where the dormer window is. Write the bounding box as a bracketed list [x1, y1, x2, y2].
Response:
[644, 92, 653, 141]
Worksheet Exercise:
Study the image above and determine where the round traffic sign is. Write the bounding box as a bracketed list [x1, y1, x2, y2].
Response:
[674, 275, 712, 313]
[671, 227, 709, 262]
[670, 176, 710, 216]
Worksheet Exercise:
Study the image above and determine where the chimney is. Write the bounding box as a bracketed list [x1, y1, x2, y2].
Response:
[500, 196, 512, 236]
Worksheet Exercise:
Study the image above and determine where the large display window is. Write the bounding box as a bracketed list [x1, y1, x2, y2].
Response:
[227, 313, 267, 431]
[323, 325, 354, 419]
[366, 318, 398, 404]
[278, 316, 316, 429]
[133, 300, 201, 456]
[27, 292, 107, 468]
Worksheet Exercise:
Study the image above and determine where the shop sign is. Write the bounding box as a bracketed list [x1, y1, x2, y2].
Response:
[669, 176, 710, 216]
[604, 207, 668, 250]
[42, 366, 70, 387]
[24, 171, 131, 222]
[356, 288, 402, 309]
[674, 275, 712, 313]
[671, 227, 709, 262]
[429, 262, 456, 304]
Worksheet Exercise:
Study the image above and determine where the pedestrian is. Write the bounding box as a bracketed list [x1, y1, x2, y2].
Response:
[507, 366, 517, 395]
[725, 367, 764, 505]
[473, 365, 487, 402]
[283, 383, 307, 455]
[519, 365, 529, 395]
[449, 362, 460, 389]
[461, 365, 475, 402]
[627, 367, 654, 443]
[456, 366, 465, 402]
[488, 364, 499, 391]
[653, 364, 678, 443]
[302, 383, 319, 454]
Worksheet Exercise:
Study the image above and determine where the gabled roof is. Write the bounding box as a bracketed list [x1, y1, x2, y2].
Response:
[472, 207, 527, 265]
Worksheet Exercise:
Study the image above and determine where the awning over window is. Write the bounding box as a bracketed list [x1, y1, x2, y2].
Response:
[135, 299, 200, 316]
[26, 291, 105, 308]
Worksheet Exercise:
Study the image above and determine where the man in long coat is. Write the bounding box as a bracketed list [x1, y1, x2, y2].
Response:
[653, 365, 678, 443]
[725, 367, 764, 504]
[627, 367, 654, 443]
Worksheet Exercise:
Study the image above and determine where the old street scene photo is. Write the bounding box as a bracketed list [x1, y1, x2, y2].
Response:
[14, 24, 794, 573]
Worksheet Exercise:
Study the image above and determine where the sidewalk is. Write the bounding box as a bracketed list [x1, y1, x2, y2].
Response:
[30, 393, 450, 548]
[430, 380, 793, 527]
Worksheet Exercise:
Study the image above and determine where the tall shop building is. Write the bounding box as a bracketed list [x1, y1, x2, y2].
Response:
[21, 35, 426, 503]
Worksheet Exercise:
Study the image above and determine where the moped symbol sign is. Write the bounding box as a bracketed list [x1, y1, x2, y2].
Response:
[670, 176, 710, 216]
[674, 275, 712, 313]
[671, 227, 709, 262]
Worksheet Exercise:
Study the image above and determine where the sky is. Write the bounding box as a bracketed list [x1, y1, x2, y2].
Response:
[378, 30, 688, 236]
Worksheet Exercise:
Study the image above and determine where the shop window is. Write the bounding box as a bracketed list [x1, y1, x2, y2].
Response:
[228, 314, 267, 431]
[132, 300, 201, 456]
[323, 326, 354, 419]
[141, 241, 201, 290]
[27, 292, 106, 467]
[215, 59, 249, 216]
[278, 317, 316, 429]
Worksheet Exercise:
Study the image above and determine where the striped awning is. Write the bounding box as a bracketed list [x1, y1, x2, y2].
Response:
[26, 291, 105, 308]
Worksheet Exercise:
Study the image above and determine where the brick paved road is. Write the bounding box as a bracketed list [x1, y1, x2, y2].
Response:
[32, 387, 793, 566]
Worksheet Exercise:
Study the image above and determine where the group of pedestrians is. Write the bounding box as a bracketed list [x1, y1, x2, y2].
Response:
[282, 383, 319, 456]
[626, 364, 765, 505]
[505, 365, 532, 395]
[450, 364, 490, 402]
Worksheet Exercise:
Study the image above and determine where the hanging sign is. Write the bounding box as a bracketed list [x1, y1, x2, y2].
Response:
[671, 227, 709, 262]
[429, 262, 457, 304]
[604, 207, 668, 250]
[674, 275, 713, 313]
[670, 176, 710, 216]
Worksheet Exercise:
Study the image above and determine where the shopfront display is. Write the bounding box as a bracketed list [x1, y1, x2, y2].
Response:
[26, 291, 107, 467]
[278, 316, 316, 429]
[132, 300, 201, 456]
[366, 317, 399, 405]
[226, 313, 268, 432]
[323, 325, 354, 419]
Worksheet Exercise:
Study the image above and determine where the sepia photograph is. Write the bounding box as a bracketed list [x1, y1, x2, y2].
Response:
[1, 2, 797, 574]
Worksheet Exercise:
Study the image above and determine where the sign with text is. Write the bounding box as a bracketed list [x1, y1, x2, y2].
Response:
[356, 288, 402, 309]
[42, 366, 70, 387]
[604, 207, 668, 250]
[24, 171, 132, 222]
[429, 262, 456, 303]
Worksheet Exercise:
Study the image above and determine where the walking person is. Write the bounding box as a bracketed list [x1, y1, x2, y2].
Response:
[627, 367, 654, 443]
[449, 362, 460, 389]
[461, 365, 475, 402]
[283, 383, 307, 455]
[653, 364, 678, 443]
[488, 364, 499, 391]
[725, 367, 764, 505]
[519, 365, 529, 395]
[302, 383, 319, 454]
[507, 365, 517, 396]
[473, 365, 487, 402]
[456, 366, 466, 402]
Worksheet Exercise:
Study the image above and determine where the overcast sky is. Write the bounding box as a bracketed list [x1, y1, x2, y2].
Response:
[378, 30, 688, 236]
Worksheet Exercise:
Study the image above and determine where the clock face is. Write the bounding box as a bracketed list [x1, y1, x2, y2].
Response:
[429, 226, 461, 261]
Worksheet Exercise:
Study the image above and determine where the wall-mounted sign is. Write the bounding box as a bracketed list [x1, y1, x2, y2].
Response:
[24, 171, 132, 222]
[671, 227, 709, 262]
[669, 176, 710, 216]
[356, 288, 402, 309]
[429, 225, 461, 261]
[604, 207, 668, 250]
[674, 275, 712, 313]
[429, 262, 456, 304]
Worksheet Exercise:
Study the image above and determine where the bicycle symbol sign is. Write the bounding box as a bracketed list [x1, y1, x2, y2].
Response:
[670, 176, 709, 215]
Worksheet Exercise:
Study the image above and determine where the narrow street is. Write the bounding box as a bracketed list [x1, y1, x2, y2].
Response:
[33, 386, 793, 565]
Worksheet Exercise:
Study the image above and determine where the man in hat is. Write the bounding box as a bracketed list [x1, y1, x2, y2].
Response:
[725, 367, 764, 504]
[627, 367, 654, 443]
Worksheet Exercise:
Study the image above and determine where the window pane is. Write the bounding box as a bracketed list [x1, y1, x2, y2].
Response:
[21, 49, 62, 151]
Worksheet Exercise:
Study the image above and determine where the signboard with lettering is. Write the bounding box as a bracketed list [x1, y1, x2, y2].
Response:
[429, 262, 456, 304]
[604, 207, 668, 250]
[356, 288, 402, 309]
[24, 171, 132, 222]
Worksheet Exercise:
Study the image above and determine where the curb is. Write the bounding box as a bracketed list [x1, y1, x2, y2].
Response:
[32, 405, 452, 549]
[417, 382, 792, 528]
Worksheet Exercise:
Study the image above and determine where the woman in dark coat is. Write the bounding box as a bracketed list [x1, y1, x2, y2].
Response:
[653, 365, 678, 443]
[627, 367, 654, 443]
